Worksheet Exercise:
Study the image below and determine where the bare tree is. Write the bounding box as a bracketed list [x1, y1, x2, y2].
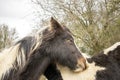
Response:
[32, 0, 120, 55]
[0, 24, 17, 50]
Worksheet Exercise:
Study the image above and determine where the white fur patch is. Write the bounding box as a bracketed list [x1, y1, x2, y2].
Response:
[57, 62, 105, 80]
[0, 44, 26, 79]
[104, 42, 120, 55]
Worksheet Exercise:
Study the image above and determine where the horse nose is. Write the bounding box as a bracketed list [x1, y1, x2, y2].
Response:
[78, 57, 87, 69]
[74, 57, 87, 72]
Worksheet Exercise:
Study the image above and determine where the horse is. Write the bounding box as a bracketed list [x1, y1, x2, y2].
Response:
[45, 42, 120, 80]
[0, 17, 87, 80]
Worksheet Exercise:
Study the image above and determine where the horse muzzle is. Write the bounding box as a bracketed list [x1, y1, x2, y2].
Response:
[73, 57, 87, 73]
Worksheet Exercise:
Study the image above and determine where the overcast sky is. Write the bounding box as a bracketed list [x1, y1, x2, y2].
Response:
[0, 0, 40, 38]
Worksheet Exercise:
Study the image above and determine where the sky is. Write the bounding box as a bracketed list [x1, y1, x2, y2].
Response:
[0, 0, 41, 38]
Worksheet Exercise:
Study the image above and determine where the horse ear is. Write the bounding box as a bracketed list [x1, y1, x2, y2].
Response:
[50, 17, 63, 31]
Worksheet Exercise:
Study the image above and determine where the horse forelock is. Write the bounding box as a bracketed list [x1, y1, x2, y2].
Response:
[32, 26, 56, 49]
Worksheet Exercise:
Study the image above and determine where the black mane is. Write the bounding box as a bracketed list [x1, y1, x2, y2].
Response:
[1, 36, 37, 80]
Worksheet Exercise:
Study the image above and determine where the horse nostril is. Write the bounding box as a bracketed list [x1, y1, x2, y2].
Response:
[72, 52, 75, 54]
[77, 57, 87, 70]
[73, 57, 87, 73]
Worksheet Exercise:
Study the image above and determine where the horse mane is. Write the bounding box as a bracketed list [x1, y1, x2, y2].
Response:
[0, 26, 51, 80]
[0, 43, 26, 79]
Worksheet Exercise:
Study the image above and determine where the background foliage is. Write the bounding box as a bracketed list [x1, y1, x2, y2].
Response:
[33, 0, 120, 55]
[0, 24, 17, 51]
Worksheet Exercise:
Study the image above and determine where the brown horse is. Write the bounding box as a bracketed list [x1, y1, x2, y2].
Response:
[0, 17, 86, 80]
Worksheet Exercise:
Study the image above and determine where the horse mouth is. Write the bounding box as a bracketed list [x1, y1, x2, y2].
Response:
[73, 68, 84, 73]
[73, 64, 86, 73]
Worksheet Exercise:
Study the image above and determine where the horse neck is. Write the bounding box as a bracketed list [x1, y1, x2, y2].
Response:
[18, 50, 51, 80]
